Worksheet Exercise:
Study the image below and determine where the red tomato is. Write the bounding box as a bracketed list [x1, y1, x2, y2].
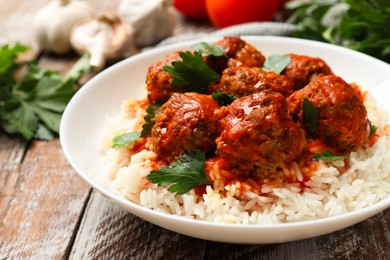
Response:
[174, 0, 208, 19]
[205, 0, 279, 28]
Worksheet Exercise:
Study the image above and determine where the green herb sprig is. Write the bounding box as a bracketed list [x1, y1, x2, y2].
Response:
[211, 90, 236, 106]
[163, 51, 220, 93]
[146, 150, 212, 195]
[191, 42, 227, 57]
[141, 102, 161, 137]
[302, 98, 319, 132]
[369, 123, 378, 137]
[111, 132, 141, 148]
[262, 54, 291, 74]
[0, 43, 90, 140]
[313, 150, 348, 161]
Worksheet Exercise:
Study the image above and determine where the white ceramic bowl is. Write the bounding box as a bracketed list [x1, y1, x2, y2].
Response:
[60, 36, 390, 244]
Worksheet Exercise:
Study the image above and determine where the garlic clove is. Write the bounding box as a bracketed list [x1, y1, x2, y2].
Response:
[70, 13, 134, 71]
[34, 0, 93, 54]
[118, 0, 175, 47]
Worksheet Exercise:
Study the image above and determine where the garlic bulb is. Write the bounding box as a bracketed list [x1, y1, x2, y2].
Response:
[33, 0, 93, 54]
[70, 14, 134, 71]
[118, 0, 175, 47]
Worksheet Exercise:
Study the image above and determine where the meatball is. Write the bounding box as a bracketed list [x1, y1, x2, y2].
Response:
[287, 75, 370, 153]
[146, 52, 184, 103]
[209, 66, 294, 98]
[282, 54, 333, 90]
[207, 36, 266, 73]
[216, 91, 307, 180]
[152, 92, 222, 163]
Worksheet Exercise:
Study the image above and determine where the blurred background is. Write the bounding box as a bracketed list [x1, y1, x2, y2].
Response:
[1, 0, 388, 66]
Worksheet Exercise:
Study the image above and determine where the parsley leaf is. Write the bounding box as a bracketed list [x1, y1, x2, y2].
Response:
[146, 150, 212, 195]
[63, 52, 91, 86]
[0, 44, 90, 140]
[313, 150, 348, 161]
[141, 102, 161, 137]
[0, 43, 29, 73]
[262, 54, 291, 74]
[369, 123, 378, 137]
[191, 42, 226, 57]
[211, 90, 236, 106]
[302, 98, 319, 132]
[112, 132, 141, 148]
[163, 51, 220, 93]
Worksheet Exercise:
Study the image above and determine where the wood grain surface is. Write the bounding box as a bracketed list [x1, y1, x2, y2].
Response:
[1, 1, 390, 259]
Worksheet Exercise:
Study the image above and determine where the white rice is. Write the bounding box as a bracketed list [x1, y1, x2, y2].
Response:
[100, 95, 390, 224]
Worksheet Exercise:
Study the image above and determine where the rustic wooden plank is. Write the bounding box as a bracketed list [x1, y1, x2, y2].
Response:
[0, 134, 27, 222]
[69, 190, 207, 259]
[0, 139, 91, 259]
[314, 209, 390, 259]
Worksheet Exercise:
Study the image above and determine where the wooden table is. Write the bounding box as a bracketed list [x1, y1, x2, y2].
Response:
[1, 1, 389, 259]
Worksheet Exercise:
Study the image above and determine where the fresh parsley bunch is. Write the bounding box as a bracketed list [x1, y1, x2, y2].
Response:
[0, 43, 90, 140]
[287, 0, 390, 63]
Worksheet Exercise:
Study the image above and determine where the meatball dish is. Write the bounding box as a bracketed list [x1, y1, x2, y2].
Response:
[101, 37, 390, 224]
